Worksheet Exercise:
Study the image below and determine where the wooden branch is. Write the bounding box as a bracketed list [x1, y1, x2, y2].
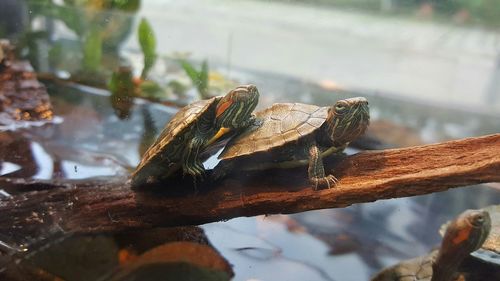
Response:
[1, 134, 499, 241]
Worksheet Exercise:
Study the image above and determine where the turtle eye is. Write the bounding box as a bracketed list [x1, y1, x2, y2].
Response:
[469, 213, 486, 227]
[335, 103, 346, 113]
[475, 215, 484, 224]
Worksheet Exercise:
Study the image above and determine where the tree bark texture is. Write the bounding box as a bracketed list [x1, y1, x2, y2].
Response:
[0, 134, 499, 241]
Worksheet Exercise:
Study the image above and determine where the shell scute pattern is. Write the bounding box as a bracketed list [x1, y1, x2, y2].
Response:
[254, 138, 273, 152]
[296, 122, 316, 137]
[220, 103, 327, 160]
[281, 111, 308, 132]
[307, 116, 326, 128]
[312, 106, 329, 117]
[281, 129, 299, 143]
[291, 102, 321, 114]
[268, 103, 293, 121]
[269, 134, 286, 147]
[135, 97, 219, 171]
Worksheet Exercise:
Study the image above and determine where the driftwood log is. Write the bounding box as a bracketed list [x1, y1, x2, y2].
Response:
[0, 134, 499, 242]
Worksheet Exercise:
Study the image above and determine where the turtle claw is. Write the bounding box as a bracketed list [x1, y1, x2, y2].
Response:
[183, 161, 205, 180]
[311, 174, 339, 190]
[238, 115, 262, 130]
[250, 116, 263, 127]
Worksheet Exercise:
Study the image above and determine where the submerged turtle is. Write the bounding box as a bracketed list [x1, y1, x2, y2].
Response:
[372, 209, 493, 281]
[214, 97, 370, 189]
[131, 85, 259, 188]
[445, 204, 500, 278]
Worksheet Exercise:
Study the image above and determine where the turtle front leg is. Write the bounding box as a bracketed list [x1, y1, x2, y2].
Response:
[307, 142, 338, 190]
[182, 136, 205, 178]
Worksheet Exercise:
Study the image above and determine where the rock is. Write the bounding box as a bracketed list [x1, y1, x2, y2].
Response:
[0, 40, 53, 125]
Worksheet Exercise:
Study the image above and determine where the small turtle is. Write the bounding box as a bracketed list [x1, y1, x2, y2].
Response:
[214, 97, 370, 189]
[441, 204, 500, 278]
[371, 209, 492, 281]
[131, 85, 259, 188]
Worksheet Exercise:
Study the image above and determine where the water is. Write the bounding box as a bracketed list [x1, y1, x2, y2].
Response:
[0, 78, 499, 280]
[0, 83, 174, 184]
[204, 186, 500, 281]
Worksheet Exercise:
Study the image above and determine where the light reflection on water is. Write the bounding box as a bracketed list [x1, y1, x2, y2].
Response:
[0, 162, 21, 176]
[204, 218, 341, 281]
[1, 80, 499, 280]
[30, 142, 53, 179]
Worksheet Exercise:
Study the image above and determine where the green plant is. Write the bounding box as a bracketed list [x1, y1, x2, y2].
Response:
[138, 18, 157, 80]
[82, 27, 102, 73]
[180, 59, 210, 99]
[21, 0, 140, 83]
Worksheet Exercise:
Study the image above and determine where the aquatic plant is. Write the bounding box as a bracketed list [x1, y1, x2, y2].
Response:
[138, 18, 157, 80]
[180, 59, 210, 99]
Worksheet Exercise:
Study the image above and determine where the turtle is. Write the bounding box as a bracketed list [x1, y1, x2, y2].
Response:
[441, 204, 500, 278]
[213, 97, 370, 189]
[371, 208, 493, 281]
[131, 84, 259, 188]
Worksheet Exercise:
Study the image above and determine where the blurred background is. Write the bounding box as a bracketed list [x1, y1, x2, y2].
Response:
[132, 0, 500, 111]
[0, 0, 499, 281]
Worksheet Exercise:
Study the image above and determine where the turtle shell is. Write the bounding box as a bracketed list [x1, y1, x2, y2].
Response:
[131, 96, 221, 185]
[371, 252, 435, 281]
[219, 103, 328, 161]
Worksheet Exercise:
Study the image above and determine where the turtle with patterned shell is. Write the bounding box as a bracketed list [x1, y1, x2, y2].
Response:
[372, 208, 496, 281]
[131, 85, 259, 188]
[213, 97, 370, 189]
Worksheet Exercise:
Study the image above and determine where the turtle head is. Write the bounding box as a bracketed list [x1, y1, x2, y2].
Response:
[325, 97, 370, 146]
[214, 84, 259, 130]
[445, 209, 491, 250]
[432, 209, 491, 280]
[466, 209, 491, 230]
[207, 85, 259, 145]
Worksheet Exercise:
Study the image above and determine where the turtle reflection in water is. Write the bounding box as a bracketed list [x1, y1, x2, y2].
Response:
[131, 85, 259, 188]
[372, 209, 492, 281]
[214, 97, 370, 189]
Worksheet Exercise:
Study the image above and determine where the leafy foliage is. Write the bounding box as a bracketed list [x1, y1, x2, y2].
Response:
[138, 18, 157, 80]
[22, 0, 139, 80]
[111, 0, 141, 11]
[19, 0, 222, 106]
[180, 59, 210, 99]
[82, 28, 102, 72]
[139, 80, 168, 100]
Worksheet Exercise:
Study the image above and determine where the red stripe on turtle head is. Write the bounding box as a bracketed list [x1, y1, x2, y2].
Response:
[216, 97, 234, 118]
[452, 225, 473, 245]
[215, 86, 248, 118]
